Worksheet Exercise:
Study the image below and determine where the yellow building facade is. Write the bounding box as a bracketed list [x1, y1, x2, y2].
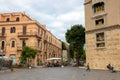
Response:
[0, 12, 62, 66]
[85, 0, 120, 70]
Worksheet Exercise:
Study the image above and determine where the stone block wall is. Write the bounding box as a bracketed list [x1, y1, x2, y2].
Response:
[86, 26, 120, 70]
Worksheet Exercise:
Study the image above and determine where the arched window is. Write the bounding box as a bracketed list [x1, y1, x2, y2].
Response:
[12, 27, 16, 33]
[2, 27, 5, 36]
[10, 27, 16, 33]
[6, 18, 10, 22]
[1, 41, 5, 50]
[93, 2, 104, 13]
[16, 17, 20, 21]
[11, 41, 15, 47]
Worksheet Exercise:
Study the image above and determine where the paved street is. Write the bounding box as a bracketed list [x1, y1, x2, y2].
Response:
[0, 67, 120, 80]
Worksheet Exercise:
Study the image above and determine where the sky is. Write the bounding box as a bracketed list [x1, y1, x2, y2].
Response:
[0, 0, 85, 42]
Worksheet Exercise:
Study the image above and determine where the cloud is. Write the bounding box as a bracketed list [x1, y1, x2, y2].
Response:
[0, 0, 85, 42]
[56, 6, 84, 25]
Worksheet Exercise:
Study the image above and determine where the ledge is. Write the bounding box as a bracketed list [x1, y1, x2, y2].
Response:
[84, 0, 92, 5]
[92, 12, 107, 19]
[85, 24, 120, 34]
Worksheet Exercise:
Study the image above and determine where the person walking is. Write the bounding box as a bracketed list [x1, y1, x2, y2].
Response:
[86, 63, 90, 72]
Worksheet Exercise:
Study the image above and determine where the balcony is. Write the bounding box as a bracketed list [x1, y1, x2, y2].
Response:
[17, 46, 23, 51]
[0, 33, 6, 38]
[18, 32, 41, 40]
[17, 46, 42, 51]
[32, 46, 42, 52]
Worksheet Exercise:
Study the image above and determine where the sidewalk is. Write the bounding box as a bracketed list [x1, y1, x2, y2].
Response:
[0, 69, 11, 73]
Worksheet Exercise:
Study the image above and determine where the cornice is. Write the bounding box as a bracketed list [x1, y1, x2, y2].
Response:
[84, 0, 92, 5]
[85, 24, 120, 34]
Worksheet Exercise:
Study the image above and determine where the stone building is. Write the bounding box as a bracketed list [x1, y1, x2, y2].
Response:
[0, 12, 62, 66]
[62, 42, 69, 61]
[85, 0, 120, 70]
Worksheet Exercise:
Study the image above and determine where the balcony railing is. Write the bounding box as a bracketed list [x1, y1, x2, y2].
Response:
[17, 46, 42, 51]
[18, 32, 42, 39]
[17, 46, 23, 51]
[0, 33, 6, 38]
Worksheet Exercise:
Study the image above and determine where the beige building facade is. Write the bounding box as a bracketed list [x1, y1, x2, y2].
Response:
[0, 12, 62, 66]
[85, 0, 120, 70]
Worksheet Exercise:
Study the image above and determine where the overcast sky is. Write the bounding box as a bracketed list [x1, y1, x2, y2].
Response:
[0, 0, 85, 42]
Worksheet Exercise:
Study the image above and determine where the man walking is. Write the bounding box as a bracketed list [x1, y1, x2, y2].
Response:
[86, 63, 90, 72]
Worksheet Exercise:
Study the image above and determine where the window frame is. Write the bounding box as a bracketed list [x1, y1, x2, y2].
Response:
[92, 2, 105, 14]
[11, 40, 15, 48]
[10, 40, 16, 48]
[95, 18, 104, 26]
[10, 27, 16, 33]
[6, 18, 10, 22]
[95, 32, 105, 48]
[1, 41, 5, 50]
[16, 17, 20, 21]
[2, 27, 5, 36]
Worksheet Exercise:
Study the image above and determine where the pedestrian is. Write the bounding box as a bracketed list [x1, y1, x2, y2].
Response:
[107, 64, 116, 73]
[86, 63, 90, 72]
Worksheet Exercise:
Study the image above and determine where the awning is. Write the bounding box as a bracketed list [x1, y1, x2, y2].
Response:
[47, 58, 61, 60]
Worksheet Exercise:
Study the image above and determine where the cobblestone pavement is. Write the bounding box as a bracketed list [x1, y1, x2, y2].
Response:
[0, 67, 120, 80]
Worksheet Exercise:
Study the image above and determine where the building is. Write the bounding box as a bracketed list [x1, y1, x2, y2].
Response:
[0, 12, 62, 66]
[85, 0, 120, 70]
[62, 42, 69, 61]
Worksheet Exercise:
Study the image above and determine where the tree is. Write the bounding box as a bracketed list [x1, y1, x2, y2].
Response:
[69, 43, 74, 59]
[65, 24, 85, 66]
[20, 46, 37, 65]
[81, 50, 86, 60]
[62, 41, 67, 50]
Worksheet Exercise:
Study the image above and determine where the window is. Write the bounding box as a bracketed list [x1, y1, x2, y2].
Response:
[93, 2, 104, 13]
[23, 26, 27, 35]
[10, 27, 16, 33]
[6, 18, 10, 22]
[1, 41, 5, 50]
[96, 32, 105, 48]
[11, 41, 15, 47]
[16, 17, 19, 21]
[2, 27, 5, 36]
[22, 39, 26, 47]
[12, 27, 16, 33]
[95, 19, 104, 26]
[38, 28, 40, 35]
[96, 43, 105, 47]
[96, 33, 104, 41]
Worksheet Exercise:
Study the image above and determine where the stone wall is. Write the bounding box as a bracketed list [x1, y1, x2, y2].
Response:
[86, 26, 120, 70]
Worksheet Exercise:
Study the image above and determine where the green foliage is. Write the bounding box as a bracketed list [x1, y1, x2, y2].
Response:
[65, 24, 85, 44]
[65, 24, 85, 65]
[20, 46, 37, 64]
[62, 42, 67, 50]
[81, 51, 86, 60]
[69, 43, 74, 59]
